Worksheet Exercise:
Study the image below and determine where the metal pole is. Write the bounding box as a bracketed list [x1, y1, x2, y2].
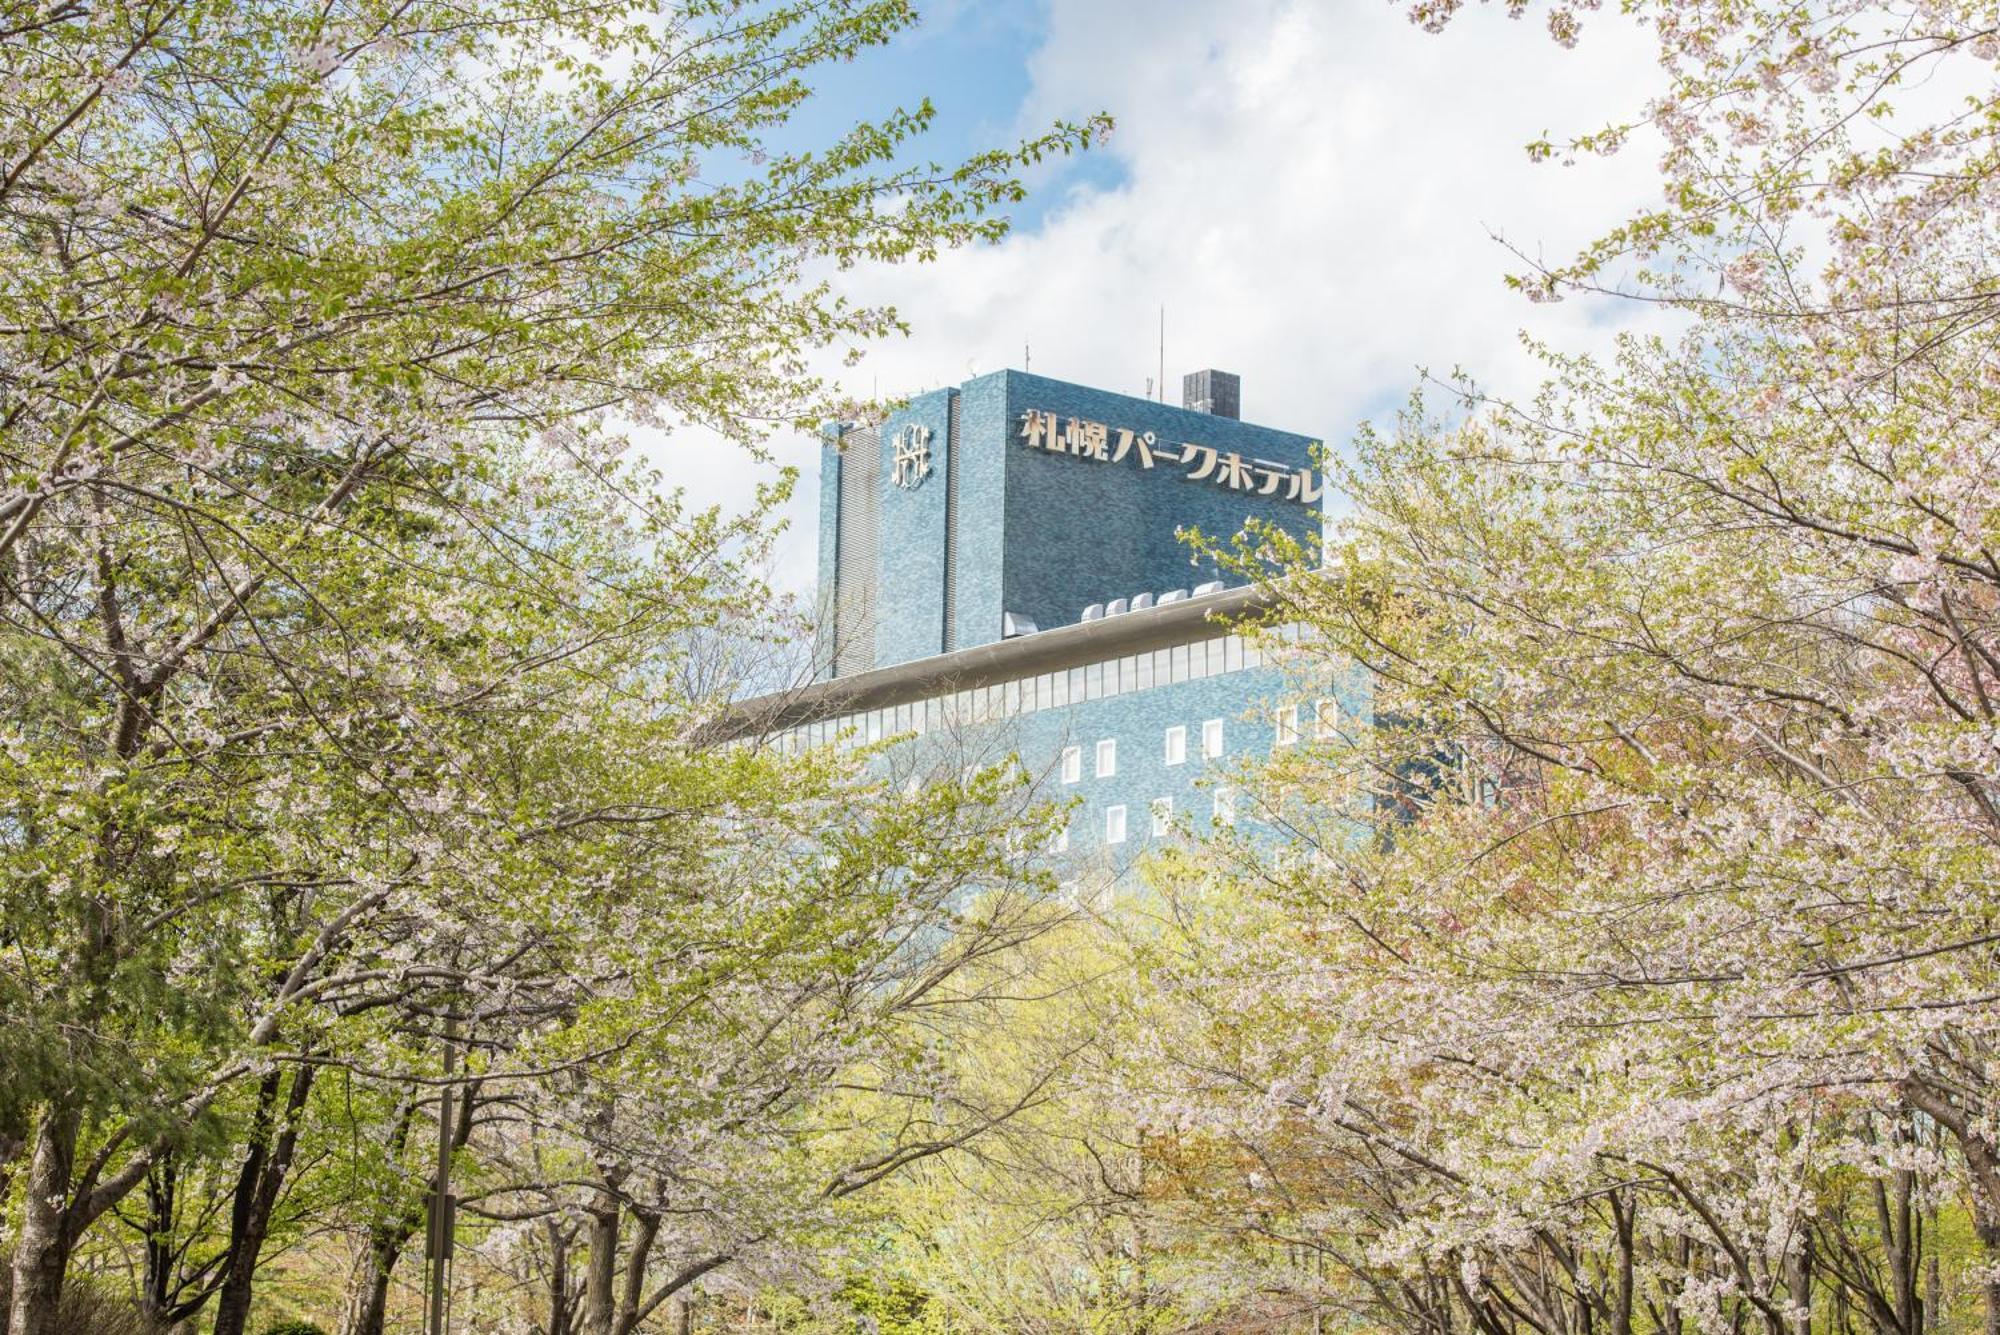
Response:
[425, 1015, 459, 1335]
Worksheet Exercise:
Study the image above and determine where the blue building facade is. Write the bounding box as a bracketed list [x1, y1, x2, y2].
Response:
[738, 605, 1368, 875]
[731, 367, 1362, 880]
[817, 369, 1323, 678]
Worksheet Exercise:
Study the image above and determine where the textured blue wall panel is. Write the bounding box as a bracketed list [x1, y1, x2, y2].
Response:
[815, 427, 844, 680]
[1003, 661, 1368, 857]
[997, 371, 1318, 641]
[952, 372, 1013, 651]
[870, 389, 956, 669]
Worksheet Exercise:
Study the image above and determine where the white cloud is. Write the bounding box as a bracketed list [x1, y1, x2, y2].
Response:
[658, 0, 1673, 594]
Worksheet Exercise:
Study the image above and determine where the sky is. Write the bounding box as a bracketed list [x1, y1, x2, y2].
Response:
[657, 0, 1672, 595]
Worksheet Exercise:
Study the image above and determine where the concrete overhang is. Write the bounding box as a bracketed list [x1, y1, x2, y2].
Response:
[712, 582, 1277, 743]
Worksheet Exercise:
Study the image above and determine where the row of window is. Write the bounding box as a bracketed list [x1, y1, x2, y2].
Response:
[1053, 787, 1239, 851]
[761, 631, 1306, 754]
[1054, 701, 1339, 784]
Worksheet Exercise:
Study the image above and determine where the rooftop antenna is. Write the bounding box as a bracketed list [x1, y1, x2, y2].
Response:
[1157, 305, 1165, 403]
[1024, 341, 1031, 372]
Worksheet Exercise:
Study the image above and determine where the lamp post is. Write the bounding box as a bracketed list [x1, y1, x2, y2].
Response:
[424, 1015, 459, 1335]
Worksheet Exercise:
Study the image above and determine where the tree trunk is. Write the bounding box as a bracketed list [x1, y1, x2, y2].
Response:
[140, 1155, 178, 1326]
[581, 1185, 622, 1335]
[546, 1220, 575, 1335]
[614, 1209, 659, 1335]
[213, 1066, 315, 1335]
[1661, 1234, 1690, 1335]
[1887, 1139, 1919, 1335]
[1900, 1081, 2000, 1335]
[339, 1096, 422, 1335]
[0, 1129, 26, 1335]
[338, 1227, 408, 1335]
[1610, 1190, 1635, 1335]
[1979, 1216, 2000, 1335]
[1785, 1235, 1812, 1335]
[7, 1106, 77, 1335]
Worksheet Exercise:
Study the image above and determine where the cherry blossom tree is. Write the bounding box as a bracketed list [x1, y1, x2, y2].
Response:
[0, 1, 1103, 1330]
[1127, 2, 2000, 1332]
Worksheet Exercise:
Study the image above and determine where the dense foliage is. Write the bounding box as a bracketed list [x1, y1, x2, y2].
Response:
[0, 1, 1098, 1331]
[6, 0, 1995, 1332]
[764, 4, 2000, 1333]
[1097, 2, 2000, 1333]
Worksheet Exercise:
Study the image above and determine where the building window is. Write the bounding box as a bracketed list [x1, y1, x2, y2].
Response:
[1150, 797, 1172, 836]
[1163, 726, 1187, 767]
[1213, 786, 1236, 826]
[1095, 738, 1117, 778]
[1061, 746, 1081, 784]
[1105, 804, 1127, 844]
[1315, 698, 1339, 739]
[1276, 705, 1299, 746]
[1202, 718, 1224, 759]
[1053, 822, 1070, 854]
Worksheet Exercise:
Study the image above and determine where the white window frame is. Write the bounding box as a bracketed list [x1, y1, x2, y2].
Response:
[1202, 718, 1224, 759]
[1060, 745, 1081, 785]
[1213, 785, 1236, 826]
[1276, 705, 1300, 746]
[1315, 698, 1339, 739]
[1095, 738, 1117, 778]
[1150, 797, 1172, 836]
[1163, 725, 1187, 767]
[1105, 804, 1127, 845]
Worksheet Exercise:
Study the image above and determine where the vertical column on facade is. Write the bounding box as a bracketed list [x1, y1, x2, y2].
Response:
[943, 389, 961, 653]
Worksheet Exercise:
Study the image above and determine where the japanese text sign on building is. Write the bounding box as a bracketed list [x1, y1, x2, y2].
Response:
[1016, 410, 1321, 505]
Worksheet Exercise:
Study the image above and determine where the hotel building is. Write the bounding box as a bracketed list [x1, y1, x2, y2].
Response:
[724, 367, 1362, 866]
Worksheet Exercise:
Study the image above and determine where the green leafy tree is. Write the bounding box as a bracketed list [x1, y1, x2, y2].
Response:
[1119, 2, 2000, 1332]
[0, 2, 1103, 1331]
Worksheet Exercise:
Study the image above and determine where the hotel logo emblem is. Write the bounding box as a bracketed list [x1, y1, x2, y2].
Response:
[891, 423, 933, 490]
